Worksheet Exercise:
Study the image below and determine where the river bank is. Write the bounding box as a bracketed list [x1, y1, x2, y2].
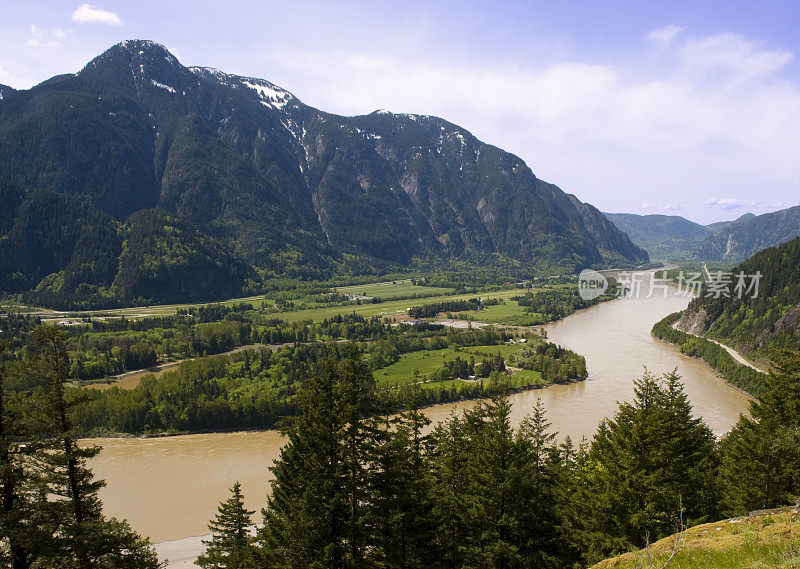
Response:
[87, 271, 752, 566]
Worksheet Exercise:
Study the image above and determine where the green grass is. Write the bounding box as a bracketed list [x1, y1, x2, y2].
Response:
[455, 300, 546, 326]
[32, 294, 273, 320]
[374, 343, 539, 387]
[592, 508, 800, 569]
[274, 288, 526, 323]
[31, 285, 525, 324]
[335, 279, 454, 299]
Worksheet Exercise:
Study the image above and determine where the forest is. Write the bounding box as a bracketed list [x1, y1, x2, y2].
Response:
[682, 236, 800, 357]
[67, 320, 583, 435]
[0, 314, 797, 569]
[196, 348, 799, 569]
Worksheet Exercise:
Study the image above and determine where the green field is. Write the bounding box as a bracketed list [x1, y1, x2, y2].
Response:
[275, 288, 526, 323]
[29, 293, 273, 321]
[375, 343, 542, 387]
[455, 300, 545, 326]
[28, 283, 518, 324]
[336, 279, 455, 299]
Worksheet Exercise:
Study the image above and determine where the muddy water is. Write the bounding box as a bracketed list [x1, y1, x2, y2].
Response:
[89, 272, 752, 545]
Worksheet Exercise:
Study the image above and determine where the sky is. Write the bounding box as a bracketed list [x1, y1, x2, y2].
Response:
[1, 0, 799, 224]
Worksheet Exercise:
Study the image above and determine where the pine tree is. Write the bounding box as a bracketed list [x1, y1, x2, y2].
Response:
[581, 369, 718, 560]
[366, 390, 435, 569]
[0, 340, 37, 569]
[461, 393, 521, 569]
[257, 350, 377, 569]
[197, 482, 256, 569]
[23, 326, 161, 569]
[719, 349, 800, 513]
[428, 410, 471, 569]
[514, 399, 565, 567]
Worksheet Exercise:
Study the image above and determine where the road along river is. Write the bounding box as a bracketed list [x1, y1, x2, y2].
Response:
[87, 271, 752, 564]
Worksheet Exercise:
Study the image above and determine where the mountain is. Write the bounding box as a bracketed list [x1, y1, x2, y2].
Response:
[603, 212, 717, 260]
[602, 212, 761, 260]
[676, 235, 800, 357]
[705, 212, 755, 233]
[0, 84, 13, 100]
[0, 40, 647, 308]
[692, 205, 800, 262]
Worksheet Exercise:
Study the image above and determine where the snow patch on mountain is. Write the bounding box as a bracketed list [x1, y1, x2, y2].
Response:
[241, 79, 292, 109]
[188, 66, 233, 86]
[150, 79, 176, 93]
[187, 67, 293, 109]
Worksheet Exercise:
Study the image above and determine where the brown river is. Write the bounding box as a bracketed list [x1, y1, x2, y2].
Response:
[87, 272, 752, 564]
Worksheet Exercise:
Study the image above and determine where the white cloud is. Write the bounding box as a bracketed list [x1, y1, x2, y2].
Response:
[26, 25, 72, 48]
[703, 198, 759, 210]
[646, 25, 683, 45]
[679, 33, 792, 86]
[71, 3, 123, 26]
[0, 64, 8, 81]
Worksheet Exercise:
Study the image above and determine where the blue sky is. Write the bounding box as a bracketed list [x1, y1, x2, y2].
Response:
[1, 0, 799, 223]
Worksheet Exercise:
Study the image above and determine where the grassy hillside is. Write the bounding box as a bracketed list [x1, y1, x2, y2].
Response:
[593, 507, 800, 569]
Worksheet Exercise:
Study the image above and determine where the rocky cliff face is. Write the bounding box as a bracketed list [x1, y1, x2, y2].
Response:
[676, 307, 710, 336]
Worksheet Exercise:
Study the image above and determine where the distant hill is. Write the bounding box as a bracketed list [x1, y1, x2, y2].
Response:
[0, 40, 647, 308]
[603, 212, 743, 260]
[676, 235, 800, 357]
[693, 205, 800, 262]
[604, 209, 797, 262]
[705, 212, 755, 233]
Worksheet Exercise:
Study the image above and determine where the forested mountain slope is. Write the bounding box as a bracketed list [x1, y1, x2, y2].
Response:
[676, 235, 800, 357]
[0, 180, 256, 308]
[0, 40, 647, 308]
[603, 212, 749, 260]
[693, 205, 800, 262]
[705, 212, 755, 232]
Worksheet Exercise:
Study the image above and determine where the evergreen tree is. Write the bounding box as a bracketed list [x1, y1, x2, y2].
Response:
[554, 436, 590, 567]
[196, 482, 256, 569]
[460, 394, 522, 569]
[257, 349, 377, 569]
[22, 326, 161, 569]
[719, 349, 800, 513]
[428, 410, 471, 569]
[580, 370, 718, 561]
[0, 340, 38, 569]
[514, 399, 568, 567]
[365, 391, 435, 569]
